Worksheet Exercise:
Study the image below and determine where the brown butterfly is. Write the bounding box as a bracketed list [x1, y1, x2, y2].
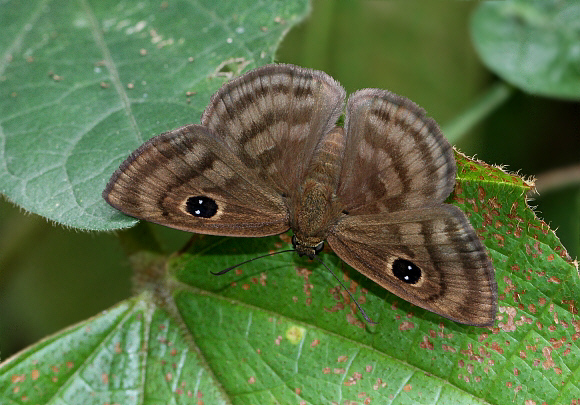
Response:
[103, 64, 497, 326]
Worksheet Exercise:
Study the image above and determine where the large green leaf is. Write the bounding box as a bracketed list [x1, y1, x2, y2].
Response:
[471, 0, 580, 100]
[0, 0, 308, 230]
[2, 155, 578, 405]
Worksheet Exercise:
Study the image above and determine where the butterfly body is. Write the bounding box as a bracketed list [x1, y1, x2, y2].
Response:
[104, 64, 497, 326]
[291, 126, 346, 257]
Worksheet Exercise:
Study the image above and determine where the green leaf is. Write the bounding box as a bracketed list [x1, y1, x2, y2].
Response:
[471, 0, 580, 100]
[0, 292, 230, 404]
[3, 156, 578, 405]
[0, 0, 308, 230]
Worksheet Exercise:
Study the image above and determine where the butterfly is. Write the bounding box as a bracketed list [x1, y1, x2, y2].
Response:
[103, 63, 497, 326]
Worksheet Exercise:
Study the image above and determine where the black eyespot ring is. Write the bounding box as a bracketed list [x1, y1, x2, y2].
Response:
[185, 196, 218, 218]
[392, 259, 422, 284]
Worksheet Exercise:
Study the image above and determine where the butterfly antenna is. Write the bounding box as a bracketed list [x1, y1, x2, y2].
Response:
[313, 256, 377, 324]
[211, 249, 295, 275]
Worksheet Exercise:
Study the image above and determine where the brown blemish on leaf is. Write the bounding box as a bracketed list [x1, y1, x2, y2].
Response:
[482, 213, 493, 227]
[403, 384, 412, 392]
[295, 267, 314, 296]
[467, 198, 478, 213]
[346, 313, 365, 329]
[490, 342, 503, 354]
[562, 299, 578, 315]
[365, 365, 373, 372]
[547, 276, 562, 284]
[398, 321, 415, 331]
[503, 276, 517, 294]
[11, 374, 25, 383]
[499, 307, 517, 332]
[310, 339, 320, 348]
[248, 376, 256, 384]
[493, 233, 505, 247]
[419, 336, 434, 350]
[478, 186, 486, 201]
[337, 355, 348, 363]
[344, 377, 356, 386]
[442, 344, 456, 353]
[373, 378, 387, 390]
[542, 346, 556, 370]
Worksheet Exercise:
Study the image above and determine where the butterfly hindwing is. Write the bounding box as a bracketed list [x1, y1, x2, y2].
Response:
[327, 205, 497, 326]
[103, 125, 289, 237]
[337, 89, 456, 215]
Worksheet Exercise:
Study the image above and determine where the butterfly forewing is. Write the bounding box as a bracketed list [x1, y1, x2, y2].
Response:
[103, 125, 289, 236]
[201, 64, 346, 195]
[327, 205, 497, 326]
[338, 89, 456, 215]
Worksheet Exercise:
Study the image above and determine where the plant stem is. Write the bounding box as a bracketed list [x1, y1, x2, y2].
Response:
[443, 82, 515, 143]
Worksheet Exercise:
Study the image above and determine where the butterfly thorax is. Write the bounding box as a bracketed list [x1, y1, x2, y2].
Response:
[290, 127, 346, 258]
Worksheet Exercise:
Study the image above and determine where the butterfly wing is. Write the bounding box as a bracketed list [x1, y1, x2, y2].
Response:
[103, 125, 289, 237]
[329, 89, 497, 326]
[104, 64, 345, 237]
[337, 89, 456, 215]
[201, 64, 346, 195]
[327, 206, 497, 326]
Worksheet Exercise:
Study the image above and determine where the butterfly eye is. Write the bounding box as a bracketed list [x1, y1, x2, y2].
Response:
[314, 241, 324, 255]
[291, 235, 298, 248]
[185, 196, 218, 218]
[392, 259, 421, 284]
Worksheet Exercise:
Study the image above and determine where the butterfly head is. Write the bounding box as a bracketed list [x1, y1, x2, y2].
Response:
[292, 234, 324, 259]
